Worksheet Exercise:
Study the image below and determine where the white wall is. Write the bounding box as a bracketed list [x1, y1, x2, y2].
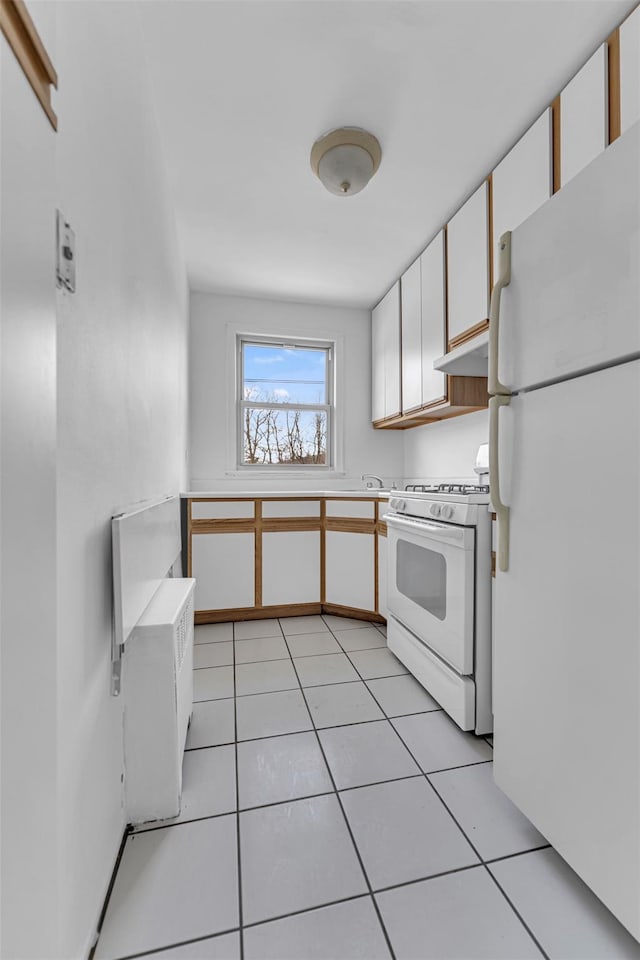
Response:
[403, 409, 489, 482]
[53, 3, 188, 957]
[1, 4, 59, 955]
[189, 292, 404, 491]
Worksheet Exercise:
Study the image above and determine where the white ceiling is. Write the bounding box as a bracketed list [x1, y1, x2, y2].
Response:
[139, 0, 634, 308]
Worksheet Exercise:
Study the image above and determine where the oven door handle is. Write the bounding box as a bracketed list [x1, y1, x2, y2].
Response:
[386, 514, 469, 544]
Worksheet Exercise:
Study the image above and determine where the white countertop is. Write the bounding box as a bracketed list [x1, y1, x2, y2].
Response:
[181, 489, 392, 499]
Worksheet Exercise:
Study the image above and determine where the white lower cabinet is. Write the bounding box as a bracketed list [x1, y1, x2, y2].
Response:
[262, 531, 321, 606]
[191, 532, 255, 610]
[325, 531, 375, 612]
[377, 534, 388, 619]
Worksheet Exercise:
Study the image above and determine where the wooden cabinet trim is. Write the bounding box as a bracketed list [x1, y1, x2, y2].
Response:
[262, 519, 322, 533]
[0, 0, 57, 129]
[192, 519, 256, 534]
[325, 518, 376, 535]
[373, 375, 488, 429]
[607, 27, 621, 143]
[254, 501, 262, 608]
[552, 95, 562, 193]
[448, 318, 490, 351]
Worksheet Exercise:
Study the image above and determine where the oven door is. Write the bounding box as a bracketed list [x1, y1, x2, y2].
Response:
[386, 514, 475, 674]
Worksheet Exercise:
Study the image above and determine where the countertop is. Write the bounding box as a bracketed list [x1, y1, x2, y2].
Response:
[181, 489, 393, 499]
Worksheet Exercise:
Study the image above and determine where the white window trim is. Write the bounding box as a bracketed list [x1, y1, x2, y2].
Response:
[224, 324, 345, 476]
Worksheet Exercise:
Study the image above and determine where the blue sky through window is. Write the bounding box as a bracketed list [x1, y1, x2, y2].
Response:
[243, 343, 327, 404]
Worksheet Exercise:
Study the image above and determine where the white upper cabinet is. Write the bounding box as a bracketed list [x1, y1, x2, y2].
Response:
[371, 281, 401, 421]
[447, 181, 490, 345]
[371, 295, 385, 422]
[401, 257, 422, 412]
[561, 44, 608, 187]
[420, 230, 446, 405]
[620, 6, 640, 133]
[492, 109, 552, 255]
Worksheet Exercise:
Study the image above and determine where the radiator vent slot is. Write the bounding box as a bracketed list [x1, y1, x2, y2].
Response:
[175, 592, 193, 674]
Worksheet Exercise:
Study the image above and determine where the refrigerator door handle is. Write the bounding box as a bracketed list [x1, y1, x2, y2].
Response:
[488, 231, 512, 397]
[490, 394, 511, 572]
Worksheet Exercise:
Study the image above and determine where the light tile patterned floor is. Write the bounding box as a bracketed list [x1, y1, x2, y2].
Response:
[94, 616, 640, 960]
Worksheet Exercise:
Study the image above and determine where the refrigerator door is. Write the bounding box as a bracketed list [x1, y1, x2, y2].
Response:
[493, 359, 640, 939]
[497, 121, 639, 394]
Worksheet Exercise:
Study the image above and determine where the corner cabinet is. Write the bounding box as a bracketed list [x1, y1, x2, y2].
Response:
[186, 496, 388, 624]
[374, 229, 488, 430]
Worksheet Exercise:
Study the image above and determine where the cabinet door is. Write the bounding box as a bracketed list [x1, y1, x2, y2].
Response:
[325, 531, 375, 612]
[377, 534, 388, 619]
[401, 257, 422, 412]
[262, 531, 320, 606]
[382, 282, 401, 418]
[492, 109, 552, 254]
[561, 44, 608, 186]
[191, 532, 254, 611]
[620, 6, 640, 134]
[447, 181, 490, 346]
[420, 230, 446, 406]
[371, 298, 385, 422]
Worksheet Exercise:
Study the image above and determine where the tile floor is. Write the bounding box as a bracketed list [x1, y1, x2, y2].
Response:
[94, 615, 640, 960]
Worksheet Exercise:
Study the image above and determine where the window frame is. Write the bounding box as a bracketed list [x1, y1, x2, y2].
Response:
[236, 334, 335, 470]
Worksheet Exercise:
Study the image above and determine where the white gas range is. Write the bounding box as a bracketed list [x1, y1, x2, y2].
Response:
[384, 482, 492, 735]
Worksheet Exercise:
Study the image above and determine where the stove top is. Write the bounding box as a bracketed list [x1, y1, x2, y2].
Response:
[386, 483, 491, 526]
[405, 483, 489, 495]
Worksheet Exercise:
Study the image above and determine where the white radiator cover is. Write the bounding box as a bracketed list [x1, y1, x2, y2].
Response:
[123, 577, 195, 825]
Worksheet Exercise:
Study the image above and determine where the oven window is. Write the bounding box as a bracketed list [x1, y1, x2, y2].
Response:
[396, 540, 447, 621]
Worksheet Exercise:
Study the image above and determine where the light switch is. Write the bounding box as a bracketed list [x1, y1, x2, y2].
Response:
[56, 210, 76, 292]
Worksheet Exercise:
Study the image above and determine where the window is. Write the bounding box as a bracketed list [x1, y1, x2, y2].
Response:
[238, 336, 333, 468]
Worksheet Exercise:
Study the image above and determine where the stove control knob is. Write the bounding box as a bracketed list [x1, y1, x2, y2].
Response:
[442, 505, 454, 520]
[396, 500, 407, 512]
[430, 504, 441, 517]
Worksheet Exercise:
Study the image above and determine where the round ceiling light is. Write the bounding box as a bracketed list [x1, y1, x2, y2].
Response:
[310, 127, 382, 197]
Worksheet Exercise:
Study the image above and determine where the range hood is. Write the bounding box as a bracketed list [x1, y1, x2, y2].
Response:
[433, 330, 489, 376]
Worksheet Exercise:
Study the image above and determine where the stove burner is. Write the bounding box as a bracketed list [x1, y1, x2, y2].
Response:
[437, 483, 490, 494]
[404, 484, 441, 492]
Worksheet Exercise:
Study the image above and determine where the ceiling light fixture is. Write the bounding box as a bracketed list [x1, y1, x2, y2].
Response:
[310, 127, 382, 197]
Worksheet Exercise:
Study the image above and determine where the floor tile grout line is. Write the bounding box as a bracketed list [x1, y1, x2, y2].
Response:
[193, 669, 417, 705]
[185, 705, 445, 753]
[423, 771, 551, 960]
[278, 627, 398, 960]
[116, 844, 556, 960]
[131, 755, 512, 833]
[483, 843, 553, 866]
[483, 866, 551, 960]
[231, 621, 245, 960]
[108, 925, 241, 960]
[88, 824, 132, 959]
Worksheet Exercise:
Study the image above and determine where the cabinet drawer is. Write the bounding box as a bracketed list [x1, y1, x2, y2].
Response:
[191, 500, 254, 520]
[261, 500, 321, 518]
[325, 500, 375, 520]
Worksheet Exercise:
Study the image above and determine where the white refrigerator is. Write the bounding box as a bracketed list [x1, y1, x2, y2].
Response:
[490, 121, 640, 939]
